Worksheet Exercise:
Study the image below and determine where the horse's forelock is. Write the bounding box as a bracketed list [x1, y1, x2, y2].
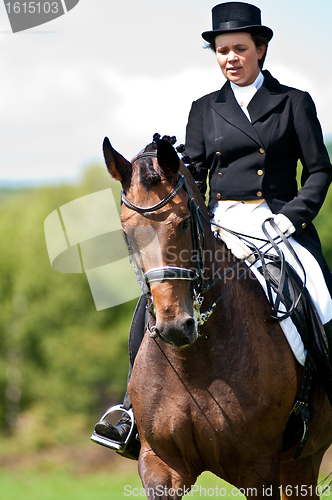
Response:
[144, 142, 157, 154]
[138, 142, 162, 189]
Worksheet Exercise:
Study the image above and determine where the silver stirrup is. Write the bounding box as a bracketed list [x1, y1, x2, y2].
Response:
[90, 404, 135, 451]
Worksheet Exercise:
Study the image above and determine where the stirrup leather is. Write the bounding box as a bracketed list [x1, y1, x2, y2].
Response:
[90, 404, 135, 451]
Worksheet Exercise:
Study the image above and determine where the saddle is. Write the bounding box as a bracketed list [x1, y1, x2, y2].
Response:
[259, 259, 332, 459]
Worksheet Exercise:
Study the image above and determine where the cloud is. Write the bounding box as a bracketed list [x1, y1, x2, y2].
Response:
[0, 38, 221, 182]
[99, 65, 222, 157]
[0, 0, 331, 184]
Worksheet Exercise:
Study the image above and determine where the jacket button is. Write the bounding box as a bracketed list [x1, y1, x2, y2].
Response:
[259, 148, 265, 154]
[302, 222, 306, 229]
[257, 191, 262, 197]
[257, 169, 263, 176]
[216, 151, 222, 156]
[217, 193, 221, 200]
[218, 172, 223, 178]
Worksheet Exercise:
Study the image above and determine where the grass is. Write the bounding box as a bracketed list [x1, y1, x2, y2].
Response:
[0, 469, 140, 500]
[0, 444, 331, 499]
[1, 470, 332, 500]
[0, 469, 247, 500]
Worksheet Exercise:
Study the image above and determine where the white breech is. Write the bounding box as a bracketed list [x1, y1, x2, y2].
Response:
[212, 200, 332, 366]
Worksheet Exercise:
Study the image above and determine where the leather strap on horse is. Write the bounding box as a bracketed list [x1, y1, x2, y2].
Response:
[121, 167, 207, 301]
[282, 358, 316, 460]
[122, 231, 150, 297]
[145, 266, 198, 283]
[293, 360, 316, 460]
[121, 175, 186, 215]
[261, 218, 306, 321]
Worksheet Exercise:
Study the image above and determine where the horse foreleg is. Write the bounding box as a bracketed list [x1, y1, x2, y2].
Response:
[280, 449, 327, 500]
[138, 444, 197, 500]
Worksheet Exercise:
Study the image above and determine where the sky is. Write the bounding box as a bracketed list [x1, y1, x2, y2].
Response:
[1, 0, 332, 185]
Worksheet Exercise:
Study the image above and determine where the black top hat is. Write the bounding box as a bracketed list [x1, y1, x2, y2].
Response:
[202, 2, 273, 43]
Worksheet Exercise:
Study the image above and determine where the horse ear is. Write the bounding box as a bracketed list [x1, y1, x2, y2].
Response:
[103, 137, 132, 187]
[156, 139, 180, 177]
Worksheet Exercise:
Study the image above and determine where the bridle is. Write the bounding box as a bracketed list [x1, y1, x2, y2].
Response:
[121, 152, 206, 289]
[121, 151, 209, 332]
[121, 157, 186, 215]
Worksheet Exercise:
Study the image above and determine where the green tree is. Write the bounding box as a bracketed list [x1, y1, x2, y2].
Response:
[315, 142, 332, 268]
[0, 166, 136, 449]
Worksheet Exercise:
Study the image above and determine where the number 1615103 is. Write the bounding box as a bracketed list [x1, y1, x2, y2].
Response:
[5, 2, 60, 14]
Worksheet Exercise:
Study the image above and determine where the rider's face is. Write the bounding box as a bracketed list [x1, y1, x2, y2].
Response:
[215, 32, 266, 87]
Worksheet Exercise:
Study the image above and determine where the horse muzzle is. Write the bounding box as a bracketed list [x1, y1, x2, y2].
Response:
[151, 314, 198, 348]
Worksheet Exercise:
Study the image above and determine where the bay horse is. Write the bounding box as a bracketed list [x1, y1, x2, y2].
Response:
[103, 135, 332, 500]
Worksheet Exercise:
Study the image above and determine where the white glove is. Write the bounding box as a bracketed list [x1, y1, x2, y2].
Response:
[273, 213, 296, 237]
[212, 226, 256, 263]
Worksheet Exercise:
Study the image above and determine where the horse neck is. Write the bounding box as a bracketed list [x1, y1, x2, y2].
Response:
[200, 224, 255, 326]
[180, 169, 249, 313]
[202, 223, 236, 286]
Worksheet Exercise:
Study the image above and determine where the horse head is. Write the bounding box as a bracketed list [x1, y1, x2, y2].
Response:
[103, 136, 208, 348]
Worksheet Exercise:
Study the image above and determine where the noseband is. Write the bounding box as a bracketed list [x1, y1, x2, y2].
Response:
[121, 152, 206, 310]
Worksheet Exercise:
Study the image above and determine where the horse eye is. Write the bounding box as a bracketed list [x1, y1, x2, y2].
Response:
[181, 218, 191, 232]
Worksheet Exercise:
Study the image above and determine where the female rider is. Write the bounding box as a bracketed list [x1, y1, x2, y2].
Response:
[93, 1, 332, 453]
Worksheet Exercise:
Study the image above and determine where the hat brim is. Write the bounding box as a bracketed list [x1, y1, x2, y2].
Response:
[202, 25, 273, 44]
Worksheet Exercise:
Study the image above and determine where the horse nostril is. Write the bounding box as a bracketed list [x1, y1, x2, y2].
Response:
[184, 317, 195, 335]
[154, 315, 197, 347]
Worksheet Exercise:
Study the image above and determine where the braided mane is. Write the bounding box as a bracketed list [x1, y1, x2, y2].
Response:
[139, 134, 177, 189]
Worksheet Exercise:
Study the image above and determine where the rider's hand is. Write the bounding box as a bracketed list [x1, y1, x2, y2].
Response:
[273, 213, 295, 237]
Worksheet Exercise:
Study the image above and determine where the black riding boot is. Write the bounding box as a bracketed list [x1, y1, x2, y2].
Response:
[93, 296, 147, 457]
[93, 363, 133, 443]
[94, 413, 132, 442]
[324, 318, 332, 365]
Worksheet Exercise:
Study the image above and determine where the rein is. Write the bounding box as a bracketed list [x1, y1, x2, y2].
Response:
[210, 218, 307, 322]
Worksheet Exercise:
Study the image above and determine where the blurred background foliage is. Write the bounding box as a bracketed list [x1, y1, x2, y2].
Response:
[0, 164, 136, 453]
[0, 144, 332, 455]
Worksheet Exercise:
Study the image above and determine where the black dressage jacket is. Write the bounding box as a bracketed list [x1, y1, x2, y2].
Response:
[184, 70, 332, 293]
